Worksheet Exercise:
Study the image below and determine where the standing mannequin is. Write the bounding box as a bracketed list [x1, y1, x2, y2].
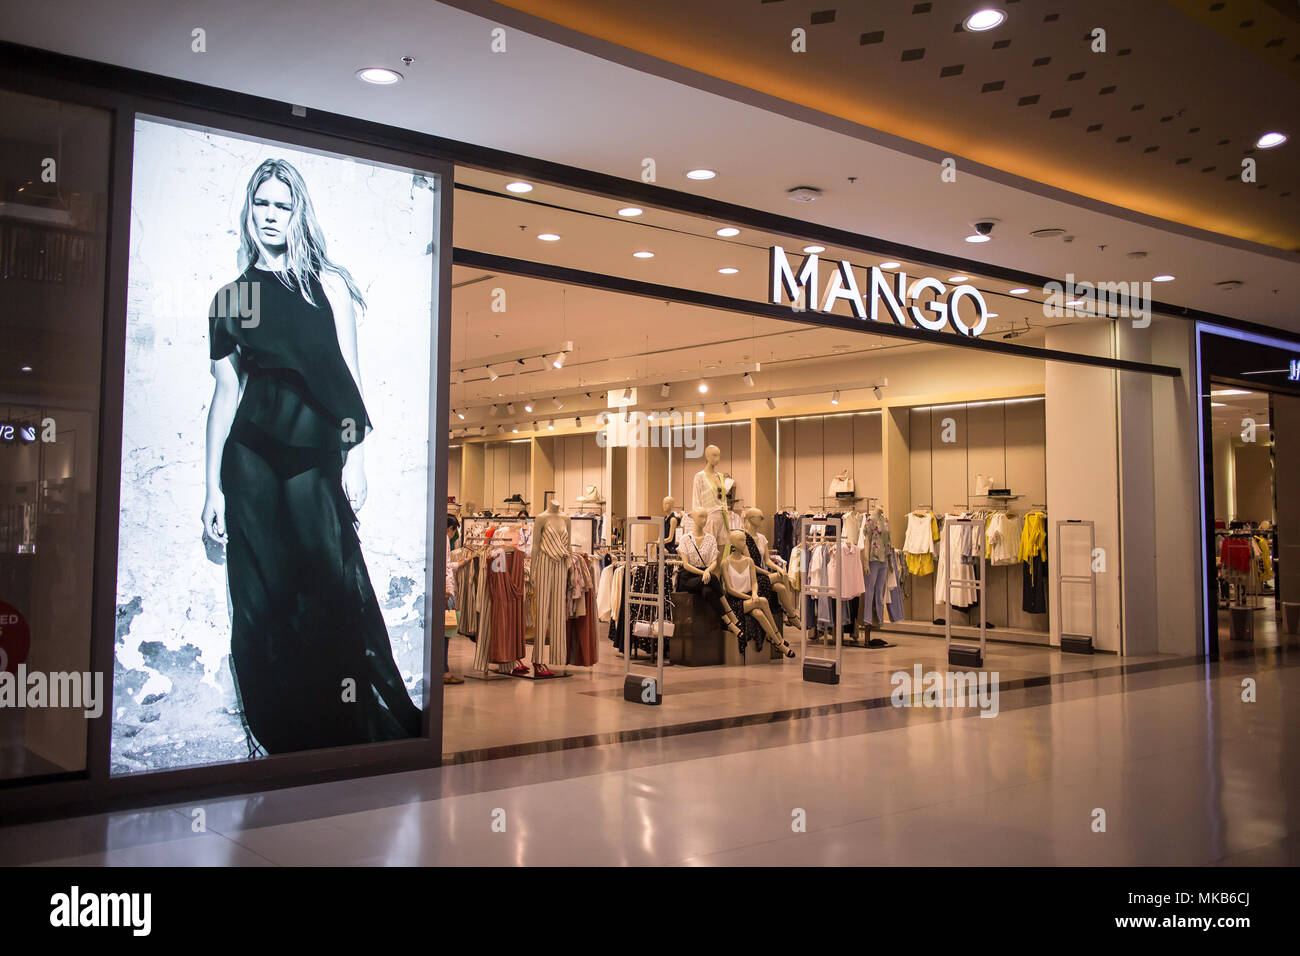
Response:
[722, 530, 796, 658]
[660, 495, 680, 555]
[742, 507, 800, 624]
[531, 500, 570, 675]
[678, 506, 741, 636]
[691, 444, 731, 553]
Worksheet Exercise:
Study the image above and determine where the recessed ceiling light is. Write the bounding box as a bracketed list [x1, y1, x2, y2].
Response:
[686, 169, 717, 180]
[1153, 274, 1175, 282]
[1009, 287, 1029, 295]
[948, 275, 969, 282]
[965, 234, 991, 243]
[356, 67, 403, 85]
[1256, 132, 1288, 149]
[20, 365, 33, 373]
[537, 233, 560, 241]
[505, 181, 533, 193]
[633, 250, 655, 258]
[716, 227, 740, 237]
[718, 267, 739, 274]
[618, 206, 643, 217]
[803, 245, 826, 254]
[964, 9, 1007, 32]
[880, 260, 901, 269]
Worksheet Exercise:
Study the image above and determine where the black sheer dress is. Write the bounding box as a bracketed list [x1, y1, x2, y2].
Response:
[210, 265, 422, 755]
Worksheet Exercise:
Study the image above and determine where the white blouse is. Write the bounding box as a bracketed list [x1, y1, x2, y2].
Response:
[680, 531, 718, 569]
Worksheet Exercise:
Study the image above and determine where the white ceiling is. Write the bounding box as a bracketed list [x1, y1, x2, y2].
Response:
[3, 0, 1298, 333]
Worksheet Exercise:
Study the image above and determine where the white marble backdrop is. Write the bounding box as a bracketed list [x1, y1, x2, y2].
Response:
[112, 118, 436, 773]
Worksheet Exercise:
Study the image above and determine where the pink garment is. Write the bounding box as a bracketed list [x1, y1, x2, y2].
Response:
[825, 542, 867, 600]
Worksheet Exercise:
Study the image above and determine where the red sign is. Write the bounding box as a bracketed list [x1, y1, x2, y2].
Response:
[0, 601, 30, 674]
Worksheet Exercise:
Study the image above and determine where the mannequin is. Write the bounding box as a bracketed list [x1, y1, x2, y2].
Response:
[691, 444, 731, 552]
[660, 495, 680, 555]
[742, 507, 800, 625]
[678, 507, 741, 636]
[722, 530, 795, 658]
[531, 498, 570, 676]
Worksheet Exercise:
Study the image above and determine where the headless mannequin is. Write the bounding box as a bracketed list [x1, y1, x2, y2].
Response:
[660, 495, 680, 554]
[691, 444, 730, 548]
[722, 531, 795, 657]
[530, 500, 569, 675]
[678, 507, 741, 635]
[742, 507, 800, 624]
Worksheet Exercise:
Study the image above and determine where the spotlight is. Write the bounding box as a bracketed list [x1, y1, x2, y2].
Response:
[660, 383, 671, 398]
[511, 427, 518, 434]
[456, 409, 465, 420]
[648, 411, 657, 421]
[554, 397, 564, 409]
[873, 386, 883, 399]
[623, 386, 633, 400]
[488, 366, 500, 382]
[765, 397, 776, 410]
[532, 421, 538, 431]
[551, 352, 566, 369]
[507, 403, 515, 414]
[489, 404, 499, 417]
[742, 372, 754, 387]
[497, 424, 505, 433]
[548, 420, 555, 430]
[576, 416, 583, 427]
[963, 9, 1006, 32]
[698, 381, 709, 393]
[722, 401, 732, 414]
[831, 391, 840, 405]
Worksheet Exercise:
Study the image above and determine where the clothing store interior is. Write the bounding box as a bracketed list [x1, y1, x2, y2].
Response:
[440, 168, 1175, 757]
[1211, 385, 1293, 648]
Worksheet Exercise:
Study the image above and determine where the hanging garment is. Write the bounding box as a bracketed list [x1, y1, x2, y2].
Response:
[773, 513, 798, 564]
[903, 511, 939, 576]
[453, 552, 480, 638]
[885, 549, 906, 622]
[596, 563, 615, 621]
[486, 548, 527, 664]
[566, 555, 599, 666]
[531, 521, 571, 665]
[936, 515, 982, 610]
[986, 512, 1023, 566]
[1023, 555, 1048, 614]
[864, 560, 888, 625]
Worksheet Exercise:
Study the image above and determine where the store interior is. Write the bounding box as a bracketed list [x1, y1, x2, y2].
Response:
[1211, 385, 1294, 648]
[439, 170, 1180, 757]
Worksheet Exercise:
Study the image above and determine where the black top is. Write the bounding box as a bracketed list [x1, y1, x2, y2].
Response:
[210, 265, 370, 453]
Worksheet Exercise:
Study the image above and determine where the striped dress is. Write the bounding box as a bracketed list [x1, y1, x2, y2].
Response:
[531, 521, 571, 665]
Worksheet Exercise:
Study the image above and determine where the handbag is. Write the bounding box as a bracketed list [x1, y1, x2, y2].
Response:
[828, 471, 854, 497]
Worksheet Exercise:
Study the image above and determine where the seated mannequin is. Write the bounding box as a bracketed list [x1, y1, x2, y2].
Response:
[678, 507, 741, 636]
[722, 530, 796, 658]
[742, 507, 800, 627]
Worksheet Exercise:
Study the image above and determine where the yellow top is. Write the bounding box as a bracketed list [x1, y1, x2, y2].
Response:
[1019, 511, 1048, 582]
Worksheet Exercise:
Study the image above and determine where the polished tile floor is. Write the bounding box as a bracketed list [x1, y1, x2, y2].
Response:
[443, 629, 1169, 757]
[4, 640, 1297, 866]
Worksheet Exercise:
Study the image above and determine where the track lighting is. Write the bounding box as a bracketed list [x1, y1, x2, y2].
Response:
[623, 386, 633, 401]
[455, 409, 465, 420]
[873, 386, 883, 399]
[722, 401, 732, 414]
[488, 366, 500, 382]
[576, 416, 583, 427]
[524, 401, 533, 412]
[547, 420, 555, 430]
[497, 424, 504, 433]
[766, 397, 776, 410]
[698, 381, 709, 393]
[648, 411, 657, 421]
[551, 352, 566, 369]
[554, 397, 564, 409]
[507, 403, 515, 414]
[489, 404, 499, 417]
[532, 421, 538, 431]
[660, 383, 671, 398]
[831, 391, 840, 405]
[511, 426, 518, 434]
[742, 372, 754, 387]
